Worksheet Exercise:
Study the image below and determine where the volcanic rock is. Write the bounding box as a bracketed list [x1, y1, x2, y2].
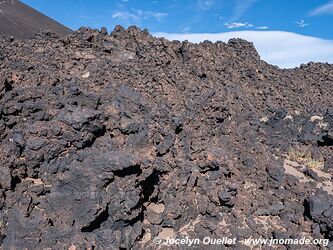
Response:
[0, 0, 72, 39]
[0, 25, 332, 249]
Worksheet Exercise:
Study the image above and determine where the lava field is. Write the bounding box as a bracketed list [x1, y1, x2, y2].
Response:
[0, 26, 333, 249]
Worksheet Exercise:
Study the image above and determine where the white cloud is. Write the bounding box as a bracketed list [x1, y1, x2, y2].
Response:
[151, 12, 168, 21]
[295, 20, 309, 28]
[256, 26, 269, 30]
[231, 0, 258, 20]
[112, 9, 168, 24]
[198, 0, 215, 10]
[153, 31, 333, 68]
[181, 26, 191, 33]
[310, 1, 333, 16]
[112, 11, 140, 23]
[225, 22, 253, 29]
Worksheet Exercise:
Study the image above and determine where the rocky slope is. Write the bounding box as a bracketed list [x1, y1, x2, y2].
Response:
[0, 26, 333, 249]
[0, 0, 72, 39]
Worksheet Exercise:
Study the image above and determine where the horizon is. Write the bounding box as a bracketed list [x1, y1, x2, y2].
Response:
[19, 0, 333, 68]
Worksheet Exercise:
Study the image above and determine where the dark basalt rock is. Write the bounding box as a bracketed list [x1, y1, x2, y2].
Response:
[0, 26, 332, 249]
[305, 191, 333, 239]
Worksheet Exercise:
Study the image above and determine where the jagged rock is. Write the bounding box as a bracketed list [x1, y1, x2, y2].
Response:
[0, 26, 332, 249]
[306, 191, 333, 239]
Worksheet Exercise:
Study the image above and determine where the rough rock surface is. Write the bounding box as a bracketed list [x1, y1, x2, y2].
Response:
[0, 26, 333, 249]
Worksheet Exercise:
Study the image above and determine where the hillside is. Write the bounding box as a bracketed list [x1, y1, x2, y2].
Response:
[0, 0, 72, 39]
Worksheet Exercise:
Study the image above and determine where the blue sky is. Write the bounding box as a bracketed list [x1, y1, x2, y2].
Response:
[21, 0, 333, 67]
[21, 0, 333, 39]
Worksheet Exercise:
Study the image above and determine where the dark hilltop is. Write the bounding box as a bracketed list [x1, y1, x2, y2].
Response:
[0, 0, 72, 39]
